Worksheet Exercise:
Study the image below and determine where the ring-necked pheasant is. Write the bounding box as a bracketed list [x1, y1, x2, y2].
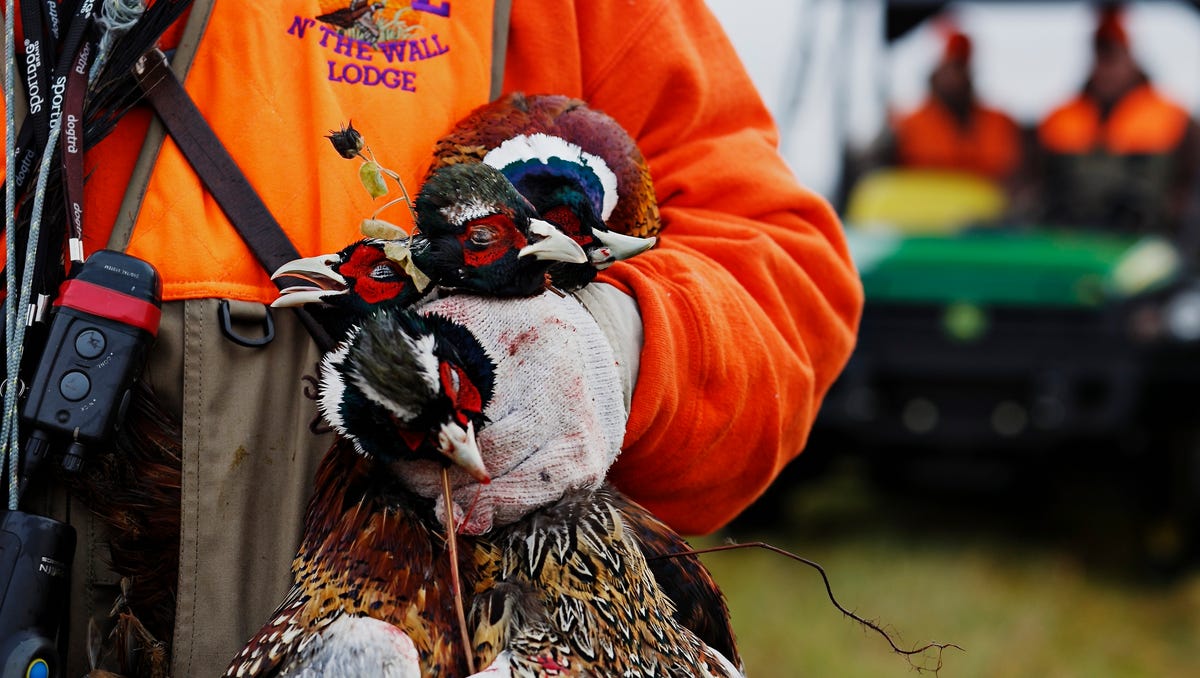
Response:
[225, 305, 497, 677]
[231, 99, 739, 677]
[481, 133, 657, 291]
[227, 297, 742, 677]
[430, 93, 661, 240]
[271, 237, 429, 342]
[320, 307, 495, 482]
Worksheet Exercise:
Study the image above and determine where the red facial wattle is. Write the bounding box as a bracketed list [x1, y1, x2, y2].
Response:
[542, 205, 592, 247]
[342, 245, 408, 304]
[439, 361, 483, 426]
[458, 214, 527, 267]
[394, 421, 427, 452]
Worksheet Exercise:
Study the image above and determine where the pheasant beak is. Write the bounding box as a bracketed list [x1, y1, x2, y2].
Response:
[591, 230, 657, 269]
[270, 254, 348, 308]
[437, 420, 491, 484]
[520, 219, 588, 264]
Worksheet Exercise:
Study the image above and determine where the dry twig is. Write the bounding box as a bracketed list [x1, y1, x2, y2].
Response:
[651, 541, 964, 674]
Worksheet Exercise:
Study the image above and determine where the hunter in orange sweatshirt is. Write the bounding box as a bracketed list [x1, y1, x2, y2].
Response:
[6, 1, 862, 673]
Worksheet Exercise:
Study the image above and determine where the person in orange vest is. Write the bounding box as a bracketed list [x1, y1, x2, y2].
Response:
[2, 1, 863, 674]
[1037, 5, 1199, 235]
[891, 29, 1023, 182]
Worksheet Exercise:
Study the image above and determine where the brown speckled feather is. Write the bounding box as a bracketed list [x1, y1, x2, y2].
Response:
[612, 490, 741, 669]
[224, 440, 482, 677]
[470, 486, 742, 677]
[428, 92, 661, 238]
[67, 383, 181, 676]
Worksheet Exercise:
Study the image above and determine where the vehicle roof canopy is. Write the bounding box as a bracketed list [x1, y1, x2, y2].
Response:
[885, 0, 1200, 41]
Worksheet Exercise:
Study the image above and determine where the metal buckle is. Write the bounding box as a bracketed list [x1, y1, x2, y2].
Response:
[218, 300, 275, 348]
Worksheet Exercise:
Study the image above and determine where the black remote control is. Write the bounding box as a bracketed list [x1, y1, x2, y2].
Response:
[20, 250, 162, 478]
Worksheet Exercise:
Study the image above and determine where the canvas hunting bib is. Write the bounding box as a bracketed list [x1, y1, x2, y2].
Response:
[37, 2, 509, 674]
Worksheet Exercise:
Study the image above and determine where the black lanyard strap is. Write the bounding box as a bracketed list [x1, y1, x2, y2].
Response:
[18, 0, 51, 153]
[60, 40, 93, 263]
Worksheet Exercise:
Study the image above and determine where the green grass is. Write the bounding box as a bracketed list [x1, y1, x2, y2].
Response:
[700, 463, 1200, 677]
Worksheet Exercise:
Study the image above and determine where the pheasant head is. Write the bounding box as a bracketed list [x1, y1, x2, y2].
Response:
[429, 92, 662, 241]
[483, 133, 657, 290]
[319, 306, 496, 483]
[271, 238, 424, 314]
[410, 163, 586, 297]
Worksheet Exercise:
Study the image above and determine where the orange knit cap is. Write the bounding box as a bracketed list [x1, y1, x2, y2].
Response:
[942, 30, 973, 65]
[1094, 5, 1130, 50]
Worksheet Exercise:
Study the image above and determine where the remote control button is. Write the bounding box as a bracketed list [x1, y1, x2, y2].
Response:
[60, 371, 91, 401]
[75, 328, 107, 358]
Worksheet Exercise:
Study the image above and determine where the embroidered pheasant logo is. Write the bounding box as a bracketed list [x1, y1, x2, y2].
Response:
[316, 1, 428, 45]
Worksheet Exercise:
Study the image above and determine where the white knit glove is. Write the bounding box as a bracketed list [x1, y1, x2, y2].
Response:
[394, 291, 628, 534]
[571, 282, 643, 413]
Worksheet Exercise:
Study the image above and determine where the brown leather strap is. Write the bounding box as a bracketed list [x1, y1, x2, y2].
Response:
[130, 49, 336, 353]
[131, 50, 301, 279]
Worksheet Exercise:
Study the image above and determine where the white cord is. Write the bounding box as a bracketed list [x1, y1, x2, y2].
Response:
[89, 0, 146, 85]
[3, 1, 71, 508]
[4, 0, 21, 509]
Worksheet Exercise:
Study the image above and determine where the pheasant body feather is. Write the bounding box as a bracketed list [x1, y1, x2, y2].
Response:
[272, 616, 420, 678]
[612, 493, 741, 668]
[470, 487, 742, 677]
[224, 442, 480, 677]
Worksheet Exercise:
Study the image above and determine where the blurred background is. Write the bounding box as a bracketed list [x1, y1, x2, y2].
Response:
[704, 1, 1200, 675]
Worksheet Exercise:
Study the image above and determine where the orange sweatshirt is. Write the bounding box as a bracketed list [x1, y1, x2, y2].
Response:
[5, 0, 862, 534]
[894, 98, 1022, 180]
[504, 2, 862, 532]
[1038, 83, 1190, 155]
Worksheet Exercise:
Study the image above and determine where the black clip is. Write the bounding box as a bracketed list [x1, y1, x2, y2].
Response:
[219, 300, 275, 348]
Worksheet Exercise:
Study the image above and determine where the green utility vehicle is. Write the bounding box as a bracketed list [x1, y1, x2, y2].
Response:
[825, 220, 1193, 451]
[772, 1, 1200, 561]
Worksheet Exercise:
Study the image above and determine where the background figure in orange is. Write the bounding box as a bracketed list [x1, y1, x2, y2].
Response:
[1037, 5, 1199, 236]
[891, 30, 1023, 182]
